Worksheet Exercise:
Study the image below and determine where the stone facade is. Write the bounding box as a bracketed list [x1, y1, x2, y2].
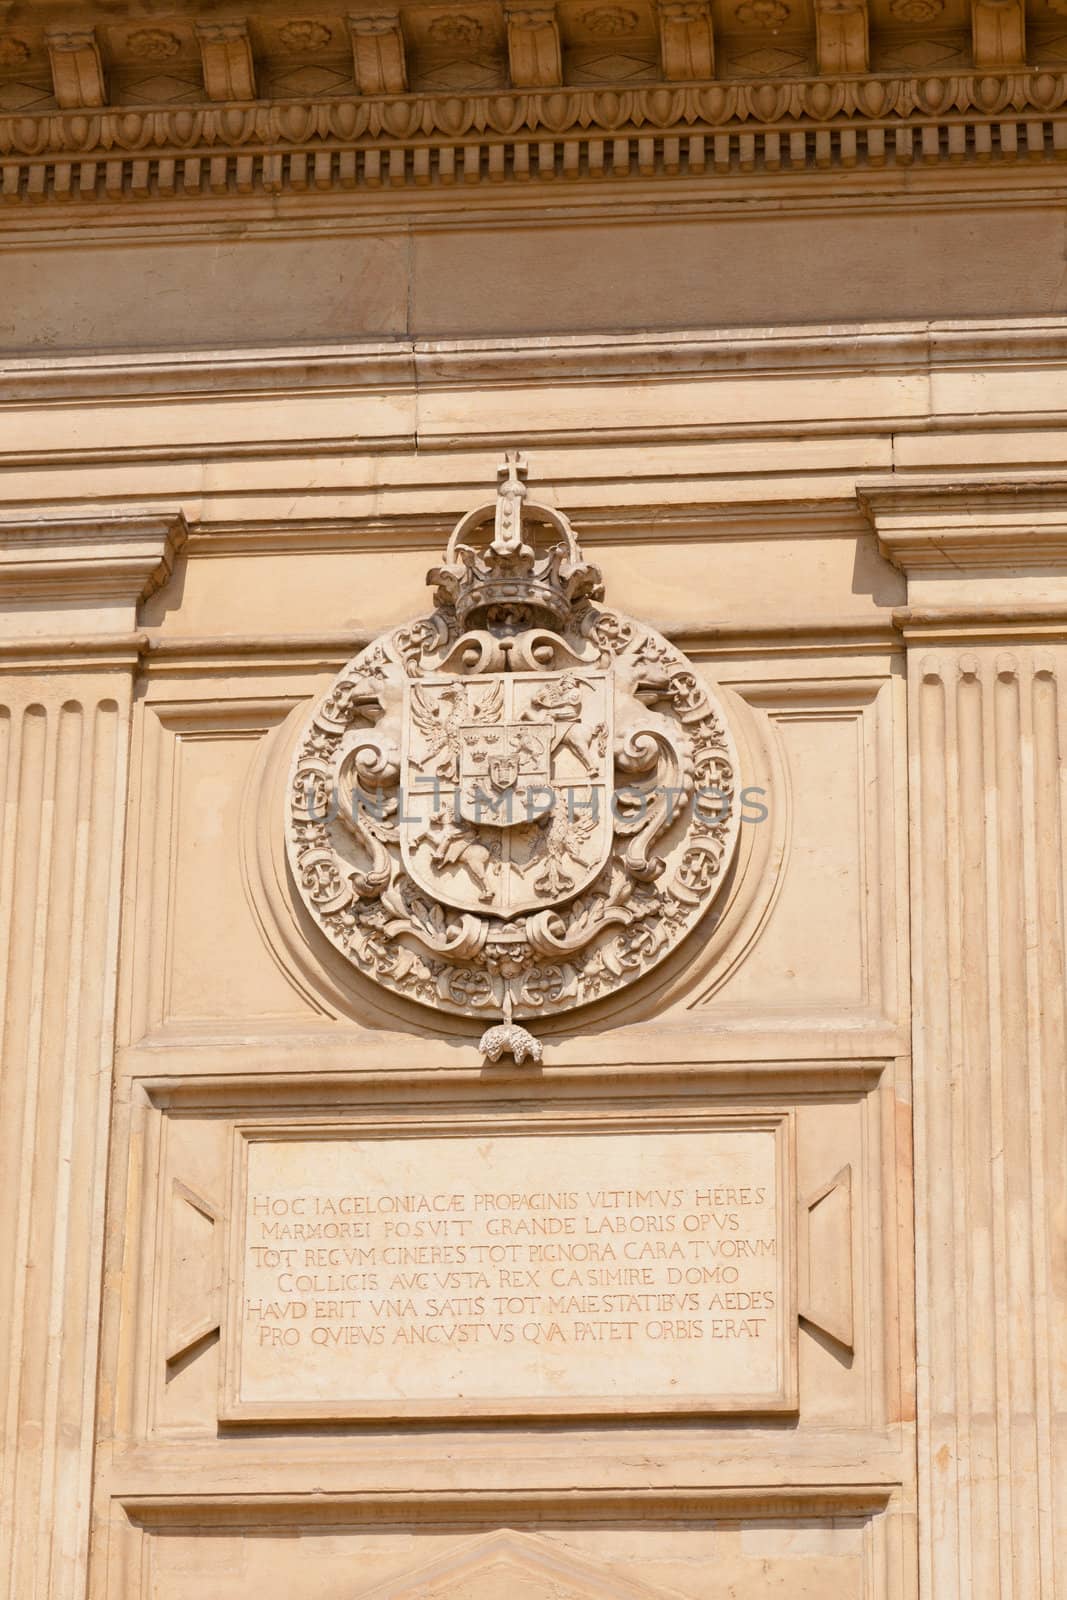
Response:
[1, 2, 1065, 1597]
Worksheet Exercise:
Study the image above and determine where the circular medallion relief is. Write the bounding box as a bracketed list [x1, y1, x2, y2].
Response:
[278, 19, 334, 50]
[286, 457, 741, 1061]
[0, 35, 31, 65]
[427, 13, 484, 44]
[126, 27, 183, 59]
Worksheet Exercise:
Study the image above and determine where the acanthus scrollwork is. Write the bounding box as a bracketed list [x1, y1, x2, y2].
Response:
[286, 454, 741, 1060]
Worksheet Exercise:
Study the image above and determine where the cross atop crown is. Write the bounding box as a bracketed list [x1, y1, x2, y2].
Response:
[490, 452, 532, 565]
[427, 454, 603, 636]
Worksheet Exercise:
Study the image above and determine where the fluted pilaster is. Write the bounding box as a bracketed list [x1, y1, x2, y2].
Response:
[0, 513, 184, 1600]
[863, 476, 1067, 1600]
[911, 645, 1065, 1599]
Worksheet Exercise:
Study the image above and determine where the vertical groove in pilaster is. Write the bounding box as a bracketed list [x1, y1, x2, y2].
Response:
[993, 657, 1041, 1600]
[0, 702, 51, 1587]
[0, 687, 131, 1600]
[47, 701, 123, 1595]
[1030, 660, 1066, 1598]
[24, 701, 84, 1594]
[65, 699, 122, 1594]
[0, 706, 14, 1392]
[913, 644, 1067, 1600]
[957, 653, 1000, 1596]
[913, 656, 954, 1600]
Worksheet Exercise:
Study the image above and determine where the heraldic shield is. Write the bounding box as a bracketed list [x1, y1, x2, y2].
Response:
[401, 669, 613, 918]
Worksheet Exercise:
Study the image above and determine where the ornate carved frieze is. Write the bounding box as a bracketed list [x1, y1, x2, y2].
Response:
[4, 65, 1067, 202]
[4, 0, 1067, 203]
[286, 457, 740, 1060]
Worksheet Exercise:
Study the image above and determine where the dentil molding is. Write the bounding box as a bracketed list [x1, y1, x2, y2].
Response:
[4, 69, 1067, 202]
[6, 0, 1067, 201]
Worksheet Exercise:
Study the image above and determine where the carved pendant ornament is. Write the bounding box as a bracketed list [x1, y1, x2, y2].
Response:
[286, 457, 740, 1061]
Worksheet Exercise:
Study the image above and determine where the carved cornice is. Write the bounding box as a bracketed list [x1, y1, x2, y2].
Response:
[3, 67, 1067, 201]
[119, 1484, 894, 1528]
[1, 319, 1065, 399]
[861, 474, 1067, 621]
[0, 508, 187, 615]
[860, 474, 1067, 571]
[892, 602, 1067, 641]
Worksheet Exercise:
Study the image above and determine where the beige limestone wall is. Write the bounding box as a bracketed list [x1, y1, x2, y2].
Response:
[0, 316, 1063, 1600]
[4, 195, 1067, 352]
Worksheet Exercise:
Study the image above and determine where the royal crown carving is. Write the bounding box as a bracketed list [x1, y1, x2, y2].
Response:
[286, 456, 740, 1060]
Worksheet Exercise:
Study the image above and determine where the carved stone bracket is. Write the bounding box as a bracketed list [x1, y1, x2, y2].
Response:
[657, 0, 715, 82]
[348, 11, 409, 96]
[45, 27, 106, 109]
[505, 4, 563, 87]
[195, 20, 257, 101]
[815, 0, 869, 76]
[972, 0, 1025, 70]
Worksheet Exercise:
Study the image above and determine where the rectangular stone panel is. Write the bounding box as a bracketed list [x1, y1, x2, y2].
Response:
[221, 1112, 795, 1420]
[117, 1508, 891, 1600]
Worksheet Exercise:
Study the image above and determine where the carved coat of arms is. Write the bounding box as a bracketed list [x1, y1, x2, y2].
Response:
[287, 456, 741, 1062]
[402, 671, 612, 917]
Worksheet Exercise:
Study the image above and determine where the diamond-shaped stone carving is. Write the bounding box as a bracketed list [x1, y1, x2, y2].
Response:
[876, 36, 964, 66]
[728, 44, 808, 70]
[269, 64, 353, 95]
[0, 80, 53, 110]
[356, 1529, 674, 1599]
[570, 48, 658, 77]
[124, 72, 202, 102]
[417, 55, 506, 87]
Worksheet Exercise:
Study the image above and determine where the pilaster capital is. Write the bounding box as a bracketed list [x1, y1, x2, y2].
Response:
[858, 474, 1067, 626]
[0, 506, 187, 638]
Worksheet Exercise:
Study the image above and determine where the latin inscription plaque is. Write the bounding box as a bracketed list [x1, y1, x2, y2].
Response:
[223, 1114, 795, 1420]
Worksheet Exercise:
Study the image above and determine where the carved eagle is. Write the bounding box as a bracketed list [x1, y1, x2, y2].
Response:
[409, 680, 503, 778]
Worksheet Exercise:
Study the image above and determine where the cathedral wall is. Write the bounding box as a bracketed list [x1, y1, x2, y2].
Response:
[1, 254, 1065, 1598]
[3, 192, 1067, 352]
